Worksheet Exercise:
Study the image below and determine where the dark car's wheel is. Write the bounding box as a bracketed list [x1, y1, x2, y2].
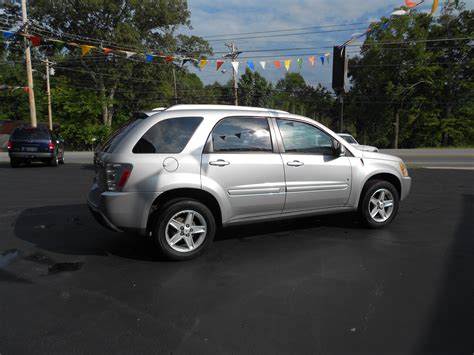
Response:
[59, 153, 65, 164]
[359, 179, 400, 228]
[50, 152, 59, 167]
[153, 199, 216, 261]
[10, 159, 19, 168]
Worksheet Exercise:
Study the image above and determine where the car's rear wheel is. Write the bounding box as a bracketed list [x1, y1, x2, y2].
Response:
[153, 199, 216, 261]
[50, 152, 59, 167]
[359, 179, 399, 228]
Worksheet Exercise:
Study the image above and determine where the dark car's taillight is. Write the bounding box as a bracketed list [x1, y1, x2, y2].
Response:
[105, 163, 133, 192]
[7, 140, 12, 150]
[48, 140, 55, 150]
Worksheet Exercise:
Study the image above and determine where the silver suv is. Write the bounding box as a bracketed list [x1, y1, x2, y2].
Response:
[88, 105, 411, 260]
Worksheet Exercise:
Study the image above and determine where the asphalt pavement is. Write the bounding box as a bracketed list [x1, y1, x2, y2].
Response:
[0, 163, 473, 354]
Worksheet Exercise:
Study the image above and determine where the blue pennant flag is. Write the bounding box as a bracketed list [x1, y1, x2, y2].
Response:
[247, 60, 255, 71]
[320, 56, 325, 65]
[2, 31, 15, 39]
[145, 54, 154, 63]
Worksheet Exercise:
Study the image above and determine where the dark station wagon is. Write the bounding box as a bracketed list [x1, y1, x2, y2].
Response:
[7, 127, 65, 168]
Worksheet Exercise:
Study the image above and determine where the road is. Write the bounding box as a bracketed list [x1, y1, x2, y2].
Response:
[0, 163, 473, 354]
[1, 148, 473, 168]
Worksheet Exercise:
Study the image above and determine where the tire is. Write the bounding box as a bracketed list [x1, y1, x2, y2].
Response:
[50, 152, 59, 167]
[153, 198, 216, 261]
[59, 153, 65, 164]
[359, 179, 400, 228]
[10, 159, 19, 168]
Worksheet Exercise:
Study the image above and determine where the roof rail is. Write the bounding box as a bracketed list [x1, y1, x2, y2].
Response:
[166, 104, 289, 114]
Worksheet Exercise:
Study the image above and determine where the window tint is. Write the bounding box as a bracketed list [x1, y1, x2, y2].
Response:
[340, 135, 357, 144]
[101, 120, 141, 153]
[277, 119, 334, 155]
[211, 117, 272, 152]
[133, 116, 203, 154]
[11, 128, 49, 140]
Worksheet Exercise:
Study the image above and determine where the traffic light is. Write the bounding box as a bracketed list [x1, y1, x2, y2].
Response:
[332, 46, 348, 95]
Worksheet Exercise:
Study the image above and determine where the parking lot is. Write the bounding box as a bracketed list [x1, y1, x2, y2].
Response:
[0, 162, 473, 354]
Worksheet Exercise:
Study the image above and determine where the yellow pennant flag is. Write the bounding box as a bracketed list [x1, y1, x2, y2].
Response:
[430, 0, 439, 15]
[80, 45, 95, 56]
[200, 59, 209, 69]
[284, 59, 291, 72]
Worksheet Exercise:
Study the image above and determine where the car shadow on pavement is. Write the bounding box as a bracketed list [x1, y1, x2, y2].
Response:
[13, 204, 366, 262]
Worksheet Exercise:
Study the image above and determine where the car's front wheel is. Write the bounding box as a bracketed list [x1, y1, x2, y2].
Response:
[359, 179, 400, 228]
[153, 199, 216, 261]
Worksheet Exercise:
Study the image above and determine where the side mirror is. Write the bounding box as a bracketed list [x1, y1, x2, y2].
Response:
[333, 140, 346, 156]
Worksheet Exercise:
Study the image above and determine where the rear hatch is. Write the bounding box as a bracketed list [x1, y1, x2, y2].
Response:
[9, 128, 51, 153]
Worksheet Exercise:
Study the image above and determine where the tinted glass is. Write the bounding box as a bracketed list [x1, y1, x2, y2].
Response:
[277, 119, 334, 155]
[211, 117, 272, 152]
[133, 117, 203, 154]
[11, 128, 49, 140]
[100, 120, 141, 153]
[340, 135, 357, 144]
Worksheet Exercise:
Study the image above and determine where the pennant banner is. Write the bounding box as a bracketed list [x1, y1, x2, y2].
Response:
[231, 61, 240, 73]
[297, 58, 303, 70]
[309, 56, 315, 66]
[274, 60, 281, 70]
[80, 44, 95, 56]
[2, 31, 15, 39]
[284, 59, 291, 72]
[259, 61, 266, 70]
[30, 35, 42, 47]
[247, 60, 255, 71]
[216, 60, 224, 71]
[145, 54, 154, 63]
[320, 56, 325, 65]
[404, 0, 417, 7]
[199, 59, 209, 69]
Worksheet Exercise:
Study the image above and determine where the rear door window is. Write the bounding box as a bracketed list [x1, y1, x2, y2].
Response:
[100, 120, 141, 153]
[133, 117, 203, 154]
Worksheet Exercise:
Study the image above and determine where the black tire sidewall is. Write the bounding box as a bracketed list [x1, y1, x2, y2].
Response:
[360, 180, 400, 228]
[154, 199, 216, 261]
[50, 151, 59, 167]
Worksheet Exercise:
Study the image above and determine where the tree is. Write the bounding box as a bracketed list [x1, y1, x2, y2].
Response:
[238, 68, 273, 107]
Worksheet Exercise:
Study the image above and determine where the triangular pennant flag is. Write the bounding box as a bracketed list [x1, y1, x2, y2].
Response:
[247, 61, 255, 71]
[320, 56, 325, 65]
[231, 61, 239, 73]
[274, 60, 281, 70]
[80, 44, 95, 56]
[23, 87, 29, 94]
[309, 56, 315, 66]
[164, 56, 174, 62]
[297, 58, 303, 70]
[404, 0, 417, 7]
[103, 47, 114, 54]
[235, 133, 241, 139]
[125, 51, 135, 58]
[220, 135, 226, 141]
[259, 61, 266, 70]
[2, 31, 15, 39]
[216, 60, 224, 71]
[325, 53, 331, 65]
[182, 58, 192, 66]
[430, 0, 439, 14]
[53, 40, 65, 51]
[145, 54, 154, 63]
[284, 59, 291, 72]
[30, 35, 42, 47]
[199, 59, 209, 69]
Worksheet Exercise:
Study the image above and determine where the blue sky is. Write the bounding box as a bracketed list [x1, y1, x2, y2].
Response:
[180, 0, 473, 88]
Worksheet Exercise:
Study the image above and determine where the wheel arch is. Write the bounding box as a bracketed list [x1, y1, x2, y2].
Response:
[358, 173, 401, 208]
[146, 188, 223, 234]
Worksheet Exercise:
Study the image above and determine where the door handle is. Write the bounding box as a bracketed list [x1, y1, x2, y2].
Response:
[287, 160, 304, 167]
[209, 159, 230, 167]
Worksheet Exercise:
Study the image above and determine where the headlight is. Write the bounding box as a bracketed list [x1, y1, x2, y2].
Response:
[399, 161, 408, 177]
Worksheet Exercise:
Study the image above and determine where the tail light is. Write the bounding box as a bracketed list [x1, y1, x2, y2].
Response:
[48, 140, 55, 150]
[7, 140, 12, 150]
[105, 163, 133, 192]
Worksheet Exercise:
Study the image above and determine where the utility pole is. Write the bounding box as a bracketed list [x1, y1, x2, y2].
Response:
[224, 42, 242, 106]
[172, 67, 178, 105]
[42, 59, 54, 130]
[21, 0, 37, 128]
[339, 95, 344, 132]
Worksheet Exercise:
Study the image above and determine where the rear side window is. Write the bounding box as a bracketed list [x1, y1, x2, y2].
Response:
[11, 128, 49, 140]
[133, 117, 203, 154]
[210, 117, 272, 152]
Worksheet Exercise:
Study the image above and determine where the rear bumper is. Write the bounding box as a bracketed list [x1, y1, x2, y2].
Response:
[9, 152, 53, 159]
[87, 183, 160, 235]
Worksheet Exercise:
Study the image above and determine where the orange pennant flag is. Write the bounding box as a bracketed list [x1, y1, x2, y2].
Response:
[102, 48, 113, 54]
[309, 56, 315, 66]
[404, 0, 417, 8]
[80, 44, 95, 56]
[274, 60, 281, 69]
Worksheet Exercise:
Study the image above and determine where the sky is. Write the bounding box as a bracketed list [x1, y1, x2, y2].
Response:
[180, 0, 474, 88]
